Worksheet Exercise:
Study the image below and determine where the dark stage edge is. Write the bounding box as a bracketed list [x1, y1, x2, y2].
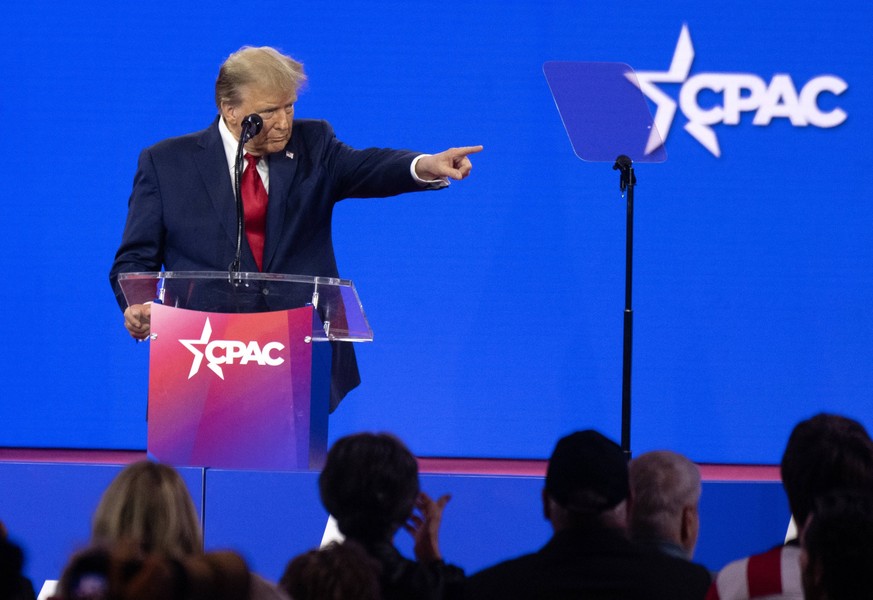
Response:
[0, 448, 780, 482]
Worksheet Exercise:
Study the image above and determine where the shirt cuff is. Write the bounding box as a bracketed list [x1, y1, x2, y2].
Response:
[411, 154, 450, 189]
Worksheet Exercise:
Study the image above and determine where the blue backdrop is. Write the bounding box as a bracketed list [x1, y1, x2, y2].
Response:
[0, 1, 870, 463]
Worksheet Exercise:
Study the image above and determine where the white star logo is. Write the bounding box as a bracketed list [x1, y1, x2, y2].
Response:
[179, 318, 224, 379]
[634, 24, 721, 157]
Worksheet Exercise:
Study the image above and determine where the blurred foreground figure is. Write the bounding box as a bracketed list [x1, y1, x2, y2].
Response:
[88, 460, 288, 600]
[279, 540, 380, 600]
[91, 461, 201, 558]
[0, 523, 36, 600]
[52, 545, 250, 600]
[707, 413, 873, 600]
[800, 490, 873, 600]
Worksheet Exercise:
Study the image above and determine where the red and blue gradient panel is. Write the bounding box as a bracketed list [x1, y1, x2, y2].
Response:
[147, 304, 327, 470]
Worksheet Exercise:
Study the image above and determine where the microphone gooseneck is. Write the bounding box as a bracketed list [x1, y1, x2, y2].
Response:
[229, 114, 264, 280]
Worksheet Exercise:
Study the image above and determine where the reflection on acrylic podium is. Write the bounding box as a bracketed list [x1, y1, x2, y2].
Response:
[118, 271, 373, 470]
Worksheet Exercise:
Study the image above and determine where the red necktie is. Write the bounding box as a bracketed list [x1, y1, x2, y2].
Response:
[241, 153, 268, 271]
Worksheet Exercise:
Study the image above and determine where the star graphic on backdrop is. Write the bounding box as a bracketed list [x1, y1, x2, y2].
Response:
[179, 318, 224, 379]
[632, 24, 721, 157]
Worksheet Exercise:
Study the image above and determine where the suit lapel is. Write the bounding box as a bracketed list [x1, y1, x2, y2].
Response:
[194, 120, 239, 249]
[262, 143, 299, 271]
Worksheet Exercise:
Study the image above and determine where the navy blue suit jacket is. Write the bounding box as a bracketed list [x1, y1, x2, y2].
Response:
[110, 117, 434, 408]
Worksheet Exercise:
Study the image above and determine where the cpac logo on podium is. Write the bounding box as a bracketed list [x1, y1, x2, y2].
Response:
[635, 24, 847, 157]
[179, 318, 285, 380]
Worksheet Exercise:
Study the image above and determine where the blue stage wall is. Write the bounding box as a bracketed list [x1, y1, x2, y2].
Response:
[0, 1, 871, 464]
[0, 463, 204, 590]
[1, 463, 790, 588]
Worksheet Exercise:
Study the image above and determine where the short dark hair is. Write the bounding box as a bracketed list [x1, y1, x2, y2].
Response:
[803, 490, 873, 600]
[780, 413, 873, 525]
[280, 541, 381, 600]
[318, 433, 419, 542]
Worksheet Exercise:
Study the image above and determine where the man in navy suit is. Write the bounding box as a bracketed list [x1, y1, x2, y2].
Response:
[110, 46, 481, 409]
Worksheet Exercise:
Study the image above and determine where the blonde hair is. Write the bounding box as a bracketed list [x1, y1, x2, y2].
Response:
[91, 460, 203, 558]
[215, 46, 307, 109]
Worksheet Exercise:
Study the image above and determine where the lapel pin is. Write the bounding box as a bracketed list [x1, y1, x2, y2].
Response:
[286, 151, 295, 159]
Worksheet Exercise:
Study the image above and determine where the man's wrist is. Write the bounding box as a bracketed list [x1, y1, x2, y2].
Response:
[411, 154, 449, 188]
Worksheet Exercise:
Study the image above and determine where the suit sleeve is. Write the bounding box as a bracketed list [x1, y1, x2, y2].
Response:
[315, 120, 434, 201]
[108, 147, 166, 310]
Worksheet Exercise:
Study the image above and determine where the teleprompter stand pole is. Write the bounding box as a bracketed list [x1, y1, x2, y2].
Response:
[613, 154, 636, 459]
[543, 61, 664, 460]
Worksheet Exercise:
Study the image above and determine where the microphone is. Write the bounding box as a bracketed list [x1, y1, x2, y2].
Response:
[229, 113, 264, 279]
[240, 114, 263, 143]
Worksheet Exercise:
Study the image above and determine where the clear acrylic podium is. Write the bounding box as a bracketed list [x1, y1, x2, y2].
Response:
[118, 271, 374, 470]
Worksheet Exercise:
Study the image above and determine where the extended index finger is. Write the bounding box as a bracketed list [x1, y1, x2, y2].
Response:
[450, 145, 484, 157]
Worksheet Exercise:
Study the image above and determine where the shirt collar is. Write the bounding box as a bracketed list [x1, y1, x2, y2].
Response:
[218, 116, 242, 175]
[218, 115, 269, 190]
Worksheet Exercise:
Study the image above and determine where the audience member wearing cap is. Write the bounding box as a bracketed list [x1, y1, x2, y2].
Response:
[465, 430, 711, 600]
[629, 450, 709, 567]
[706, 413, 873, 600]
[318, 432, 464, 600]
[800, 490, 873, 600]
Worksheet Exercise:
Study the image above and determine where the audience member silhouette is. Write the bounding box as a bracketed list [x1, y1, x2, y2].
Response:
[89, 460, 288, 600]
[91, 461, 201, 558]
[52, 544, 251, 600]
[706, 413, 873, 600]
[279, 540, 380, 600]
[800, 490, 873, 600]
[628, 450, 705, 563]
[0, 522, 36, 600]
[464, 430, 711, 600]
[318, 432, 464, 600]
[24, 416, 873, 600]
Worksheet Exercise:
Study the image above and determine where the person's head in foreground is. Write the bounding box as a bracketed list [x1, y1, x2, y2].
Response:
[91, 460, 202, 558]
[543, 429, 630, 532]
[279, 540, 380, 600]
[801, 489, 873, 600]
[319, 432, 419, 543]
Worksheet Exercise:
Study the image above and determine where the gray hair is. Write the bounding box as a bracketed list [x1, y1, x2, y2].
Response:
[628, 450, 701, 539]
[215, 46, 307, 109]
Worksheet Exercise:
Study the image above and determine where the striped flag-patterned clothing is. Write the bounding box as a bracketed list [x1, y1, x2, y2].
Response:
[705, 543, 802, 600]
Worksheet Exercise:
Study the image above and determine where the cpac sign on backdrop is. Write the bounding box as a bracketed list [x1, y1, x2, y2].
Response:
[635, 24, 848, 156]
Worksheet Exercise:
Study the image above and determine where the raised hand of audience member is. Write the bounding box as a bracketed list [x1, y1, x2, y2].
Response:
[404, 492, 451, 563]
